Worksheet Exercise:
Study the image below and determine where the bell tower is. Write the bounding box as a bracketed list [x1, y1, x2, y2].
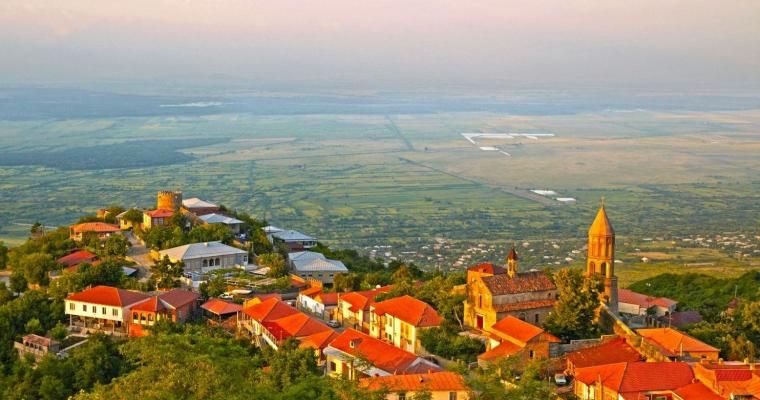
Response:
[587, 198, 618, 314]
[506, 246, 518, 278]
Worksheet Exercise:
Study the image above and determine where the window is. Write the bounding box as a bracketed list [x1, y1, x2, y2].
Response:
[102, 307, 107, 315]
[83, 304, 87, 312]
[330, 361, 337, 372]
[449, 392, 458, 400]
[203, 259, 208, 268]
[477, 295, 482, 308]
[113, 308, 118, 316]
[534, 314, 539, 324]
[133, 312, 138, 321]
[215, 258, 220, 266]
[69, 303, 74, 310]
[397, 393, 406, 400]
[529, 350, 534, 359]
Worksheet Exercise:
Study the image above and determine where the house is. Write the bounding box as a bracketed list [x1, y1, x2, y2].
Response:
[693, 360, 760, 399]
[128, 289, 200, 337]
[618, 288, 677, 317]
[637, 327, 720, 361]
[672, 382, 724, 400]
[359, 371, 470, 400]
[324, 329, 441, 380]
[565, 337, 642, 375]
[69, 222, 121, 241]
[201, 298, 242, 329]
[477, 315, 560, 367]
[288, 251, 348, 285]
[57, 250, 98, 268]
[463, 248, 557, 331]
[238, 297, 336, 361]
[159, 241, 248, 284]
[182, 198, 220, 216]
[297, 286, 339, 320]
[198, 213, 244, 234]
[14, 334, 61, 362]
[657, 310, 703, 329]
[368, 295, 442, 354]
[65, 285, 150, 336]
[573, 362, 694, 400]
[142, 209, 174, 230]
[115, 209, 140, 230]
[270, 229, 317, 250]
[336, 286, 393, 332]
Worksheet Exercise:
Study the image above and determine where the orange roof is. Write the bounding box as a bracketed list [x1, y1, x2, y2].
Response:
[693, 362, 760, 398]
[57, 250, 98, 267]
[589, 204, 614, 236]
[566, 338, 641, 369]
[360, 371, 468, 392]
[673, 382, 723, 400]
[316, 292, 339, 306]
[66, 285, 149, 307]
[300, 286, 323, 298]
[70, 222, 120, 233]
[371, 295, 442, 328]
[477, 341, 523, 362]
[637, 328, 719, 357]
[157, 289, 199, 309]
[328, 329, 438, 374]
[575, 362, 694, 395]
[339, 286, 393, 312]
[490, 315, 557, 345]
[492, 299, 556, 312]
[201, 298, 242, 315]
[618, 288, 677, 309]
[467, 262, 505, 275]
[131, 296, 165, 312]
[145, 209, 174, 218]
[267, 312, 332, 338]
[299, 330, 339, 351]
[242, 297, 299, 322]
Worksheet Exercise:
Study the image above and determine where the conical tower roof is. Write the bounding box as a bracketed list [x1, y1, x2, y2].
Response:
[589, 204, 614, 236]
[507, 246, 518, 261]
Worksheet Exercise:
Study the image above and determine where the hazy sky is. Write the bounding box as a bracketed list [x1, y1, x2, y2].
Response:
[1, 0, 759, 90]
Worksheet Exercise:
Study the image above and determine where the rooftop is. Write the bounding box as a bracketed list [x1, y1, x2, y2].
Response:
[575, 362, 693, 395]
[477, 341, 523, 362]
[673, 382, 723, 400]
[339, 286, 393, 312]
[371, 295, 442, 328]
[271, 230, 315, 242]
[243, 297, 299, 322]
[57, 250, 98, 267]
[159, 241, 246, 261]
[292, 257, 348, 273]
[145, 209, 174, 218]
[566, 337, 642, 369]
[467, 262, 505, 275]
[481, 271, 556, 295]
[199, 213, 243, 225]
[589, 204, 614, 236]
[490, 315, 558, 345]
[201, 298, 242, 315]
[359, 371, 468, 392]
[182, 198, 219, 209]
[66, 285, 150, 307]
[637, 327, 719, 357]
[327, 328, 439, 374]
[492, 299, 556, 313]
[70, 222, 120, 233]
[618, 288, 677, 309]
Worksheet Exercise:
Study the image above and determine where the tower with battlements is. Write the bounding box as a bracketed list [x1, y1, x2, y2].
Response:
[157, 190, 183, 211]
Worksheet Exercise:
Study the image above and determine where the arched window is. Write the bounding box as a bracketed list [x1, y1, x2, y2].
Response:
[215, 258, 221, 266]
[519, 312, 526, 321]
[202, 259, 208, 268]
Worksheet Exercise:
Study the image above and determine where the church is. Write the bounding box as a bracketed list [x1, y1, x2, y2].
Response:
[463, 202, 617, 332]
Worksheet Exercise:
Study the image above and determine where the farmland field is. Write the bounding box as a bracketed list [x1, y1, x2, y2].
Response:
[1, 88, 759, 279]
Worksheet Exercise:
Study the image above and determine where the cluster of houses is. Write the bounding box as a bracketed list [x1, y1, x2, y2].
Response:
[21, 193, 760, 399]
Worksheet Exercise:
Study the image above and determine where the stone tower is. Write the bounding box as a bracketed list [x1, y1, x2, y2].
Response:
[506, 246, 518, 278]
[157, 190, 183, 211]
[587, 200, 618, 314]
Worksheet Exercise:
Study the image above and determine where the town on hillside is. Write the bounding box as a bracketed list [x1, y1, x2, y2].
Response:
[0, 189, 758, 400]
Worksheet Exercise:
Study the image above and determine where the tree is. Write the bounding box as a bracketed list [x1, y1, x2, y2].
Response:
[265, 339, 320, 390]
[187, 224, 234, 245]
[334, 272, 362, 292]
[0, 241, 8, 269]
[201, 273, 227, 298]
[50, 322, 68, 342]
[151, 256, 184, 289]
[25, 318, 43, 335]
[121, 209, 144, 226]
[9, 272, 28, 294]
[17, 252, 58, 286]
[101, 235, 129, 258]
[30, 221, 44, 236]
[258, 253, 287, 278]
[0, 282, 13, 305]
[544, 268, 603, 340]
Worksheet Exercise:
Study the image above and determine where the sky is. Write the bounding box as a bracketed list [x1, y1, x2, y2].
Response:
[1, 0, 759, 90]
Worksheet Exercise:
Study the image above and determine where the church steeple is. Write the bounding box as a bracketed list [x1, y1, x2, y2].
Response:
[587, 199, 618, 314]
[506, 246, 518, 278]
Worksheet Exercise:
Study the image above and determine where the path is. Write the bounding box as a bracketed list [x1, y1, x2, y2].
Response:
[125, 232, 153, 281]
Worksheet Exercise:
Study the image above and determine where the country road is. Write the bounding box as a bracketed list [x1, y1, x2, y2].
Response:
[125, 232, 153, 281]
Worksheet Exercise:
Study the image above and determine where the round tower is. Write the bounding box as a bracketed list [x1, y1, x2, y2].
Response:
[587, 198, 618, 314]
[157, 190, 183, 211]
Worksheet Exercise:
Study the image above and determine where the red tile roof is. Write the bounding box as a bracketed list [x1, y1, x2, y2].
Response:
[467, 262, 506, 275]
[157, 289, 200, 309]
[360, 371, 468, 392]
[637, 328, 719, 357]
[575, 362, 694, 395]
[490, 315, 558, 345]
[145, 209, 174, 218]
[70, 222, 120, 233]
[339, 286, 393, 312]
[371, 295, 442, 328]
[566, 338, 642, 370]
[201, 298, 242, 315]
[299, 330, 339, 351]
[493, 299, 556, 312]
[66, 285, 149, 307]
[619, 288, 677, 309]
[57, 250, 98, 267]
[300, 286, 322, 298]
[673, 382, 723, 400]
[328, 329, 439, 374]
[693, 362, 760, 398]
[477, 341, 523, 362]
[316, 292, 339, 306]
[481, 271, 555, 295]
[243, 297, 299, 322]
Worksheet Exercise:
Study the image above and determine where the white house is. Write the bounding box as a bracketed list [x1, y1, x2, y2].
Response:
[65, 285, 150, 335]
[288, 251, 347, 284]
[159, 241, 248, 274]
[268, 228, 317, 249]
[198, 213, 244, 234]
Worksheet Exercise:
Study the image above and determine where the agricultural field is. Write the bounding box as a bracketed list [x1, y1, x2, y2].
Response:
[1, 89, 759, 275]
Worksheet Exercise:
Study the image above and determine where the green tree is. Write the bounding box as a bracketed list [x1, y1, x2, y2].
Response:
[0, 241, 8, 269]
[50, 322, 68, 342]
[258, 253, 287, 278]
[187, 224, 234, 245]
[334, 272, 362, 292]
[17, 252, 57, 286]
[151, 256, 184, 289]
[121, 209, 144, 226]
[101, 234, 129, 257]
[544, 268, 603, 340]
[265, 338, 320, 390]
[25, 318, 43, 334]
[201, 273, 227, 298]
[9, 272, 27, 294]
[0, 282, 13, 305]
